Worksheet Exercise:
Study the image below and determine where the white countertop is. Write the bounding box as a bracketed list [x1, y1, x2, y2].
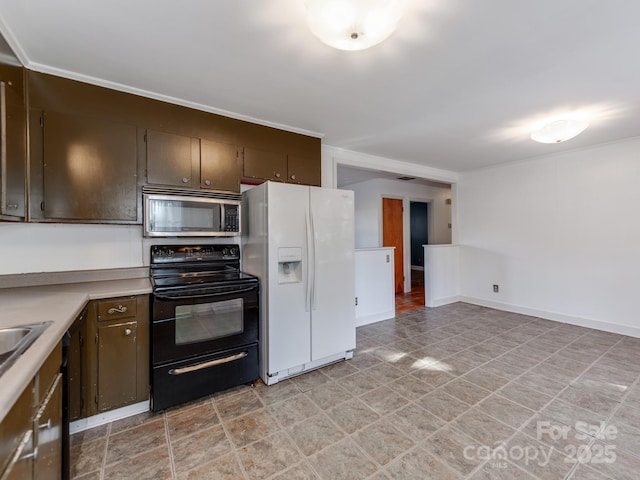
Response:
[0, 277, 151, 422]
[355, 247, 395, 251]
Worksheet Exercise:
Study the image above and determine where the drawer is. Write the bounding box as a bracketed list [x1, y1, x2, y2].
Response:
[97, 297, 136, 322]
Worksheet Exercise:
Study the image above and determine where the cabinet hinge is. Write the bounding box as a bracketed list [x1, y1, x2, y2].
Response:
[95, 333, 99, 344]
[79, 335, 84, 347]
[143, 133, 147, 142]
[39, 115, 44, 127]
[94, 394, 98, 405]
[355, 297, 358, 306]
[40, 201, 44, 212]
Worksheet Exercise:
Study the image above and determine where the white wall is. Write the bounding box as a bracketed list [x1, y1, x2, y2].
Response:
[1, 223, 145, 274]
[424, 245, 460, 308]
[346, 178, 452, 247]
[344, 177, 452, 292]
[0, 222, 240, 275]
[457, 137, 640, 336]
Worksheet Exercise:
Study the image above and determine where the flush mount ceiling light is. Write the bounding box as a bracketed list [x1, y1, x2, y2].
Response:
[530, 118, 589, 144]
[305, 0, 404, 51]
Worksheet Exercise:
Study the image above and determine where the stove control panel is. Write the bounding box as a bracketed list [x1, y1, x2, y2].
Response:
[151, 244, 240, 264]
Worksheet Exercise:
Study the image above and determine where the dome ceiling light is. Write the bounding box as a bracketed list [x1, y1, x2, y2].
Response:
[305, 0, 405, 51]
[530, 118, 589, 144]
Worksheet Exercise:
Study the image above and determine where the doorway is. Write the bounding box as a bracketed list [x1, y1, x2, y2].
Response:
[382, 197, 404, 293]
[410, 201, 428, 289]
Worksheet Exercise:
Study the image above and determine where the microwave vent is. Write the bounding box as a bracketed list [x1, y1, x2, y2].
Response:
[142, 185, 242, 201]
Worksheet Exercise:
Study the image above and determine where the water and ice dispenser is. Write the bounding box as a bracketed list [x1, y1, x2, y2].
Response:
[278, 247, 302, 284]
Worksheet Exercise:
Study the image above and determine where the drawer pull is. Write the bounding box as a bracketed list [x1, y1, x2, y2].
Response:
[38, 419, 52, 430]
[107, 305, 127, 315]
[169, 352, 248, 375]
[124, 328, 132, 336]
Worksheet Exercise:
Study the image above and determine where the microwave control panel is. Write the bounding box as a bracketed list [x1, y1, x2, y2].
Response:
[224, 204, 240, 232]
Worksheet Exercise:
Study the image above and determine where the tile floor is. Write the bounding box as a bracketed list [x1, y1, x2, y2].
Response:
[71, 302, 640, 479]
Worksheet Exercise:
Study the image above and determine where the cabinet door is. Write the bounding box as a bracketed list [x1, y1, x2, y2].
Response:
[0, 386, 33, 477]
[243, 147, 286, 182]
[287, 155, 320, 186]
[1, 430, 33, 480]
[33, 374, 62, 480]
[43, 112, 137, 221]
[97, 321, 137, 412]
[68, 309, 87, 422]
[0, 64, 26, 219]
[200, 139, 241, 192]
[146, 129, 199, 187]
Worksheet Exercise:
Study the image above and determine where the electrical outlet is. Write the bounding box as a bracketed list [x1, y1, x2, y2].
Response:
[493, 284, 499, 293]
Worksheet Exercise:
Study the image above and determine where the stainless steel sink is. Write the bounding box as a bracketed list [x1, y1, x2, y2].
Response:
[0, 322, 52, 377]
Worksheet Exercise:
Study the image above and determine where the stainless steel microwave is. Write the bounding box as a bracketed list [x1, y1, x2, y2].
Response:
[142, 186, 241, 237]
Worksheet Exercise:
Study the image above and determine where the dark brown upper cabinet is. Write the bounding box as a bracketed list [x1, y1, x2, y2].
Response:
[0, 64, 26, 220]
[42, 112, 138, 222]
[287, 155, 321, 186]
[146, 131, 242, 193]
[25, 71, 321, 223]
[243, 147, 288, 183]
[145, 129, 199, 188]
[200, 139, 241, 192]
[243, 149, 321, 186]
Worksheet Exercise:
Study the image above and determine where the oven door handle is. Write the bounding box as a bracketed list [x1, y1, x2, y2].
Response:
[168, 351, 248, 375]
[154, 285, 257, 300]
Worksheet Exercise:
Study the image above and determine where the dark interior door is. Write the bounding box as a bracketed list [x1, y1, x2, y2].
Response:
[410, 201, 428, 267]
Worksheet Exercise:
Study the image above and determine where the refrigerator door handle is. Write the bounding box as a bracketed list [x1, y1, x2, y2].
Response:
[305, 208, 312, 312]
[310, 210, 318, 311]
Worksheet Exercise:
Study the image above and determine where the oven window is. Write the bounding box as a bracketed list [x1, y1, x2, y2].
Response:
[175, 299, 244, 345]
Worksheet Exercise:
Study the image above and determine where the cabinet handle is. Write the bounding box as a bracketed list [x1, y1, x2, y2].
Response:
[204, 179, 211, 186]
[107, 305, 127, 315]
[274, 172, 281, 178]
[38, 419, 52, 430]
[290, 174, 296, 180]
[124, 328, 132, 336]
[181, 177, 189, 183]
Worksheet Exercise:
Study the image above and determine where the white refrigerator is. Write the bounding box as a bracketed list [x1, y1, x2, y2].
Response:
[243, 181, 355, 385]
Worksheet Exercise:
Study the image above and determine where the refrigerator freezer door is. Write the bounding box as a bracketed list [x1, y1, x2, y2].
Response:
[266, 182, 312, 374]
[309, 187, 356, 361]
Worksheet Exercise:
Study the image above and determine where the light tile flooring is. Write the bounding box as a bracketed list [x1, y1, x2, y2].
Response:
[71, 303, 640, 479]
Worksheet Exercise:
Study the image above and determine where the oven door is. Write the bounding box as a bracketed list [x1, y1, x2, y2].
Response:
[151, 283, 258, 365]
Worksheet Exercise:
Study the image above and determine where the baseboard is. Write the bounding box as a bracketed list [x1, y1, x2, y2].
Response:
[70, 400, 149, 434]
[356, 310, 396, 327]
[427, 295, 461, 308]
[459, 296, 640, 338]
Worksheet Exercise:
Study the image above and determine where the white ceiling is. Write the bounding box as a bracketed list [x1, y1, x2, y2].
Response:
[1, 0, 638, 172]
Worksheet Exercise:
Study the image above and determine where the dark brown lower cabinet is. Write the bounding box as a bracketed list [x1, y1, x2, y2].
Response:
[0, 387, 34, 479]
[97, 321, 137, 411]
[85, 295, 149, 416]
[33, 374, 62, 480]
[0, 344, 62, 480]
